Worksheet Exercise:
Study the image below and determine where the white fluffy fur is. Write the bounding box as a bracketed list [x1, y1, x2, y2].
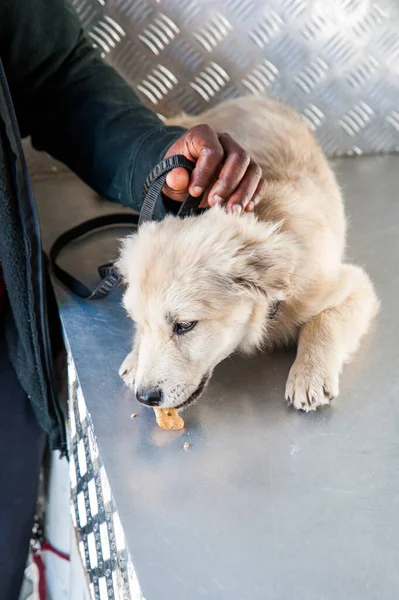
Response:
[117, 96, 379, 412]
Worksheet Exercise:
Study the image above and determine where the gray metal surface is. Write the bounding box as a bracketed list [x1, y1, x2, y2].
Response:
[35, 155, 399, 600]
[71, 0, 399, 156]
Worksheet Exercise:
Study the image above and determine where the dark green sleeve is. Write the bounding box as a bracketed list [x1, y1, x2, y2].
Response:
[0, 0, 185, 209]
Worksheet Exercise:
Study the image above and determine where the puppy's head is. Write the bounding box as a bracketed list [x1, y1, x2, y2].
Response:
[117, 207, 298, 409]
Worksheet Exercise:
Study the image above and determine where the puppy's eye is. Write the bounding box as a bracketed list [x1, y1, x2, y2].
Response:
[174, 321, 197, 335]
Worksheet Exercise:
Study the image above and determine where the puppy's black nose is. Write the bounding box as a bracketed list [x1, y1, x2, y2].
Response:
[136, 389, 163, 406]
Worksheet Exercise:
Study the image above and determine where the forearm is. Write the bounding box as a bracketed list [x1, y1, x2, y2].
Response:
[28, 41, 185, 209]
[1, 0, 184, 208]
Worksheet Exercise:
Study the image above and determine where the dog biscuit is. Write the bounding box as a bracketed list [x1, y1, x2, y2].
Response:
[154, 407, 184, 430]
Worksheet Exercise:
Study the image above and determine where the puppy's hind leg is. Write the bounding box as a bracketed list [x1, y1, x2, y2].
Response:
[286, 265, 379, 412]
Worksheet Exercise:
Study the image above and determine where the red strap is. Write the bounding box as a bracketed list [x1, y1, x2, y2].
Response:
[41, 540, 70, 562]
[32, 548, 47, 600]
[31, 540, 70, 600]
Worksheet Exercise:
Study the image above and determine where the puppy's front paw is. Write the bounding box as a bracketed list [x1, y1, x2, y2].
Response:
[285, 360, 339, 412]
[119, 351, 137, 390]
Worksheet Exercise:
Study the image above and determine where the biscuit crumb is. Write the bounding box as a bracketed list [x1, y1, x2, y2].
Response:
[184, 442, 190, 450]
[130, 413, 138, 419]
[154, 407, 184, 430]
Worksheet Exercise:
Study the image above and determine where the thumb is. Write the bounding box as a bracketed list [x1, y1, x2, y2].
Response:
[163, 167, 190, 201]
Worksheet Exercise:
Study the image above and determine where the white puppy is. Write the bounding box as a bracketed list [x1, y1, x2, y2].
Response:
[117, 96, 379, 412]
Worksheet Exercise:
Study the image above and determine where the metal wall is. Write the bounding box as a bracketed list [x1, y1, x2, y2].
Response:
[73, 0, 399, 156]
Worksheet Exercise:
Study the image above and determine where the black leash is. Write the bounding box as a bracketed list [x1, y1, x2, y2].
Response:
[49, 213, 138, 300]
[140, 154, 203, 223]
[49, 155, 202, 299]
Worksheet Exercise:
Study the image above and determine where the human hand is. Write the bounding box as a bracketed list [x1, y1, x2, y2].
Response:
[163, 125, 265, 214]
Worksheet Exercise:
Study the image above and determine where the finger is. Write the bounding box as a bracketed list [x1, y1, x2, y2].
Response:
[184, 125, 225, 196]
[166, 167, 190, 192]
[244, 178, 266, 212]
[198, 187, 212, 209]
[207, 133, 251, 206]
[225, 161, 263, 214]
[163, 167, 190, 201]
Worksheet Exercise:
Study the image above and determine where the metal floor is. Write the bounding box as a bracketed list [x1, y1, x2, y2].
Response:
[35, 154, 399, 600]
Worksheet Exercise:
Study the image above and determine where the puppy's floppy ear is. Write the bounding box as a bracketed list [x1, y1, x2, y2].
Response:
[230, 223, 298, 301]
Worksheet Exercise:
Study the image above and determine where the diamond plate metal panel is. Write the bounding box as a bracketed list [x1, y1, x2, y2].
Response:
[72, 0, 399, 156]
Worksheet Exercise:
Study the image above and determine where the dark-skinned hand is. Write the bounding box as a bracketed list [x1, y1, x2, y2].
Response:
[163, 125, 265, 214]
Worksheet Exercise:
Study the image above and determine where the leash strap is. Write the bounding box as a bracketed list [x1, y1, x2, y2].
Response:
[49, 213, 138, 300]
[49, 155, 202, 299]
[140, 154, 201, 224]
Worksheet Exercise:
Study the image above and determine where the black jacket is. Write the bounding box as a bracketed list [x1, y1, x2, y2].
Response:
[0, 0, 184, 452]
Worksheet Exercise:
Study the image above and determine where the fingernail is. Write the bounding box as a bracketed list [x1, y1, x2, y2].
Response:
[192, 186, 203, 196]
[232, 204, 242, 215]
[213, 195, 224, 205]
[247, 201, 255, 211]
[254, 196, 261, 205]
